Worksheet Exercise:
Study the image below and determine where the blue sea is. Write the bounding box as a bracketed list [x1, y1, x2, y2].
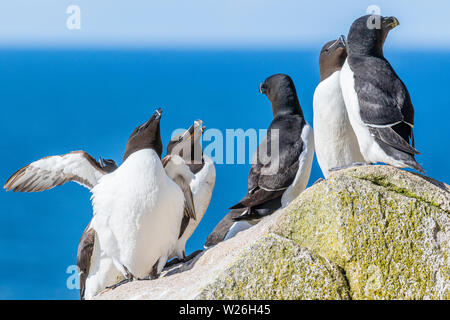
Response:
[0, 49, 449, 299]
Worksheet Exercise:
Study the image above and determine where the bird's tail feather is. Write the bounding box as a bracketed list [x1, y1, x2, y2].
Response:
[233, 208, 259, 222]
[229, 202, 245, 210]
[404, 159, 425, 174]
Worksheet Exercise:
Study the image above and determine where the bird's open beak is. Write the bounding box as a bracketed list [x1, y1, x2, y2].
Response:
[181, 119, 204, 142]
[338, 35, 347, 47]
[382, 16, 400, 30]
[259, 82, 267, 94]
[153, 108, 163, 120]
[139, 108, 163, 130]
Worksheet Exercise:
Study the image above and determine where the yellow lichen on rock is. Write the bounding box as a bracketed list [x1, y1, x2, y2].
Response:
[198, 234, 351, 300]
[273, 166, 449, 299]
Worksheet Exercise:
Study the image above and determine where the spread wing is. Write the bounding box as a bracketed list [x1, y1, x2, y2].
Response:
[230, 116, 305, 209]
[4, 151, 107, 192]
[162, 155, 196, 221]
[350, 55, 418, 153]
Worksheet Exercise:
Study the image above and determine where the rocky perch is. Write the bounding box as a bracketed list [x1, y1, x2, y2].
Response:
[96, 166, 449, 300]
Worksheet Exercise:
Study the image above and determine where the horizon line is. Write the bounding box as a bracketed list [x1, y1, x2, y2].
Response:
[1, 42, 450, 52]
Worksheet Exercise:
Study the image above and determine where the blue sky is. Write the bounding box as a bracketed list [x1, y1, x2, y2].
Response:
[1, 0, 450, 49]
[0, 1, 449, 300]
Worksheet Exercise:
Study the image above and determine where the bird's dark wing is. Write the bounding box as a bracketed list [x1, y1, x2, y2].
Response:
[368, 126, 424, 173]
[350, 55, 417, 147]
[4, 151, 107, 192]
[77, 224, 95, 300]
[247, 161, 262, 194]
[162, 155, 196, 220]
[369, 126, 419, 156]
[173, 175, 196, 220]
[233, 196, 282, 222]
[230, 116, 304, 210]
[229, 188, 285, 210]
[178, 215, 191, 240]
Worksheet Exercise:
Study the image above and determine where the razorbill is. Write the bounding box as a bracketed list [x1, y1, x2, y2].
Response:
[89, 109, 193, 286]
[313, 36, 364, 178]
[340, 15, 424, 173]
[230, 74, 314, 222]
[164, 119, 216, 263]
[205, 75, 314, 246]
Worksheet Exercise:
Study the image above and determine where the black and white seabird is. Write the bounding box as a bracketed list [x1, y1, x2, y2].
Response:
[313, 36, 364, 178]
[340, 15, 424, 173]
[205, 74, 314, 246]
[5, 108, 192, 299]
[164, 119, 216, 263]
[89, 109, 194, 289]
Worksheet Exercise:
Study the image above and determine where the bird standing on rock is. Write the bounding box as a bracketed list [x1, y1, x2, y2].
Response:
[206, 74, 314, 247]
[313, 36, 364, 178]
[230, 74, 314, 222]
[164, 119, 216, 265]
[90, 109, 192, 288]
[340, 15, 424, 173]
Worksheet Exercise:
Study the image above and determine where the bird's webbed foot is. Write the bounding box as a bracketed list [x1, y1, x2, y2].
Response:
[164, 257, 183, 268]
[183, 250, 203, 263]
[105, 278, 133, 290]
[140, 259, 161, 280]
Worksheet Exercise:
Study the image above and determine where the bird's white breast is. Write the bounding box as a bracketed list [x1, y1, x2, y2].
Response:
[91, 149, 184, 278]
[340, 60, 396, 165]
[313, 70, 364, 177]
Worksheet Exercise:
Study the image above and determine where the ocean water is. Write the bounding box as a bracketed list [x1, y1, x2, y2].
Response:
[0, 49, 448, 299]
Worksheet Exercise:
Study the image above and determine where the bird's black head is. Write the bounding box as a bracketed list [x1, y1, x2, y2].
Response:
[259, 74, 303, 117]
[123, 108, 163, 162]
[347, 15, 399, 57]
[319, 35, 348, 81]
